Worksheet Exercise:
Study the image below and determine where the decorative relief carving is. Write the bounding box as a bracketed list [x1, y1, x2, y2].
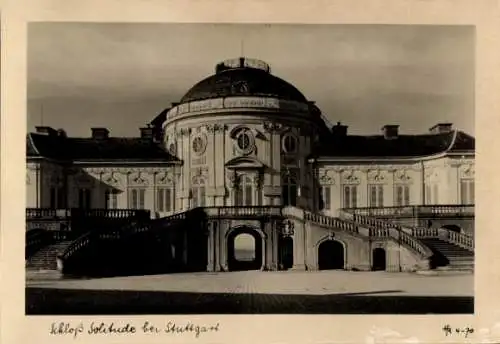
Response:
[263, 121, 286, 133]
[318, 170, 335, 185]
[341, 170, 360, 184]
[227, 171, 238, 188]
[157, 172, 173, 185]
[130, 172, 148, 185]
[367, 170, 386, 183]
[206, 123, 227, 133]
[175, 128, 192, 138]
[103, 172, 120, 185]
[281, 219, 295, 237]
[281, 169, 298, 180]
[394, 169, 412, 183]
[460, 165, 475, 179]
[253, 174, 264, 188]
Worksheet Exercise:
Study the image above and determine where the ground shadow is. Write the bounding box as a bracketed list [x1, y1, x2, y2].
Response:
[26, 288, 473, 315]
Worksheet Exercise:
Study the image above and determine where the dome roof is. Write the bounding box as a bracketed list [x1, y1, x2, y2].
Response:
[179, 58, 308, 104]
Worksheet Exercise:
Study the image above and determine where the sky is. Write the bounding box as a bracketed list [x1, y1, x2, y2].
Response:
[27, 23, 475, 137]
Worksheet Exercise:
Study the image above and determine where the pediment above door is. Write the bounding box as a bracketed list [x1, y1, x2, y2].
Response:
[225, 156, 267, 171]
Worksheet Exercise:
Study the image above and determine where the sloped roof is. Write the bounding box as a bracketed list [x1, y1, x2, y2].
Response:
[27, 133, 180, 163]
[314, 130, 474, 158]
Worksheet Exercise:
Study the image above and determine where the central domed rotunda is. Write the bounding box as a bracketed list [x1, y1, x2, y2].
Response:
[179, 57, 308, 103]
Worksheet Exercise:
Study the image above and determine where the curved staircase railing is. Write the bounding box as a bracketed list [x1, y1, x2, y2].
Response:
[341, 208, 474, 252]
[58, 209, 193, 265]
[284, 206, 432, 259]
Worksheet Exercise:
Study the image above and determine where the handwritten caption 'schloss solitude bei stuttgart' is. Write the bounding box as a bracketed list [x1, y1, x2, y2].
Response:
[50, 321, 220, 339]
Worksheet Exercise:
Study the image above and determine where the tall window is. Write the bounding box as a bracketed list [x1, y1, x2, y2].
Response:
[129, 188, 146, 209]
[282, 175, 297, 206]
[191, 177, 206, 207]
[395, 185, 410, 206]
[50, 187, 66, 208]
[78, 188, 92, 209]
[425, 184, 432, 204]
[433, 184, 439, 204]
[318, 186, 331, 210]
[235, 175, 254, 206]
[460, 179, 474, 204]
[104, 190, 118, 209]
[343, 185, 358, 208]
[157, 187, 174, 212]
[368, 185, 384, 207]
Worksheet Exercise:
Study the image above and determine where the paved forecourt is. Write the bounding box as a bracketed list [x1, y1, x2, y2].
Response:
[27, 270, 473, 297]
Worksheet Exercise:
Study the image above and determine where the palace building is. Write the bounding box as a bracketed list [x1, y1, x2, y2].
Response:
[26, 58, 475, 275]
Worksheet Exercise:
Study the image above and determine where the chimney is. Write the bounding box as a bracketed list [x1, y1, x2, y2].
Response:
[35, 126, 57, 136]
[140, 126, 154, 140]
[429, 123, 453, 134]
[332, 122, 348, 136]
[382, 125, 399, 140]
[91, 127, 109, 140]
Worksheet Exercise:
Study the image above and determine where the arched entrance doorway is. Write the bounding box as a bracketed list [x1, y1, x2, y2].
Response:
[372, 247, 386, 271]
[318, 240, 345, 270]
[279, 236, 294, 270]
[227, 227, 263, 271]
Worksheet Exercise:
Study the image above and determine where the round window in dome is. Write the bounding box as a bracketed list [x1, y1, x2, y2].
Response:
[236, 129, 254, 154]
[283, 134, 298, 154]
[192, 135, 207, 155]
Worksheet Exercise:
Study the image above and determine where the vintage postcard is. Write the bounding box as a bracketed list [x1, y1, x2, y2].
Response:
[1, 0, 500, 343]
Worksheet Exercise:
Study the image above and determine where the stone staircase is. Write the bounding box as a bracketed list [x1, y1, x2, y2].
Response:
[340, 209, 474, 272]
[26, 241, 73, 270]
[420, 238, 474, 270]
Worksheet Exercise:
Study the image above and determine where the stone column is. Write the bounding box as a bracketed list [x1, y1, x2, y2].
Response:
[291, 219, 306, 270]
[206, 221, 214, 271]
[219, 220, 228, 271]
[213, 220, 220, 271]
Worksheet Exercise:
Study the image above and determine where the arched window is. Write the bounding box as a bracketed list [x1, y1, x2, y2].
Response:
[282, 175, 298, 206]
[191, 176, 206, 207]
[235, 175, 254, 206]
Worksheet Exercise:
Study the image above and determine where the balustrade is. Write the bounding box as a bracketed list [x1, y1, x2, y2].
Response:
[26, 208, 150, 220]
[343, 204, 474, 218]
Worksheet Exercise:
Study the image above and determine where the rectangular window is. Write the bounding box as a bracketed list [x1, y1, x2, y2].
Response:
[78, 188, 91, 209]
[343, 185, 357, 208]
[50, 187, 56, 209]
[104, 190, 118, 209]
[192, 187, 206, 207]
[460, 179, 474, 204]
[157, 188, 164, 212]
[129, 188, 146, 209]
[165, 188, 172, 212]
[369, 185, 384, 207]
[57, 187, 66, 208]
[157, 188, 173, 212]
[199, 187, 206, 207]
[425, 184, 432, 204]
[319, 186, 331, 210]
[244, 185, 253, 206]
[433, 184, 439, 204]
[395, 185, 410, 206]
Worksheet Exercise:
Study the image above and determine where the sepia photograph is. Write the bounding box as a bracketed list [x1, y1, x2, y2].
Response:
[24, 23, 475, 315]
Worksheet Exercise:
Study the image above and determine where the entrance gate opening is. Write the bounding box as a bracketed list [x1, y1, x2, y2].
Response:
[372, 247, 386, 271]
[318, 240, 344, 270]
[227, 228, 263, 271]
